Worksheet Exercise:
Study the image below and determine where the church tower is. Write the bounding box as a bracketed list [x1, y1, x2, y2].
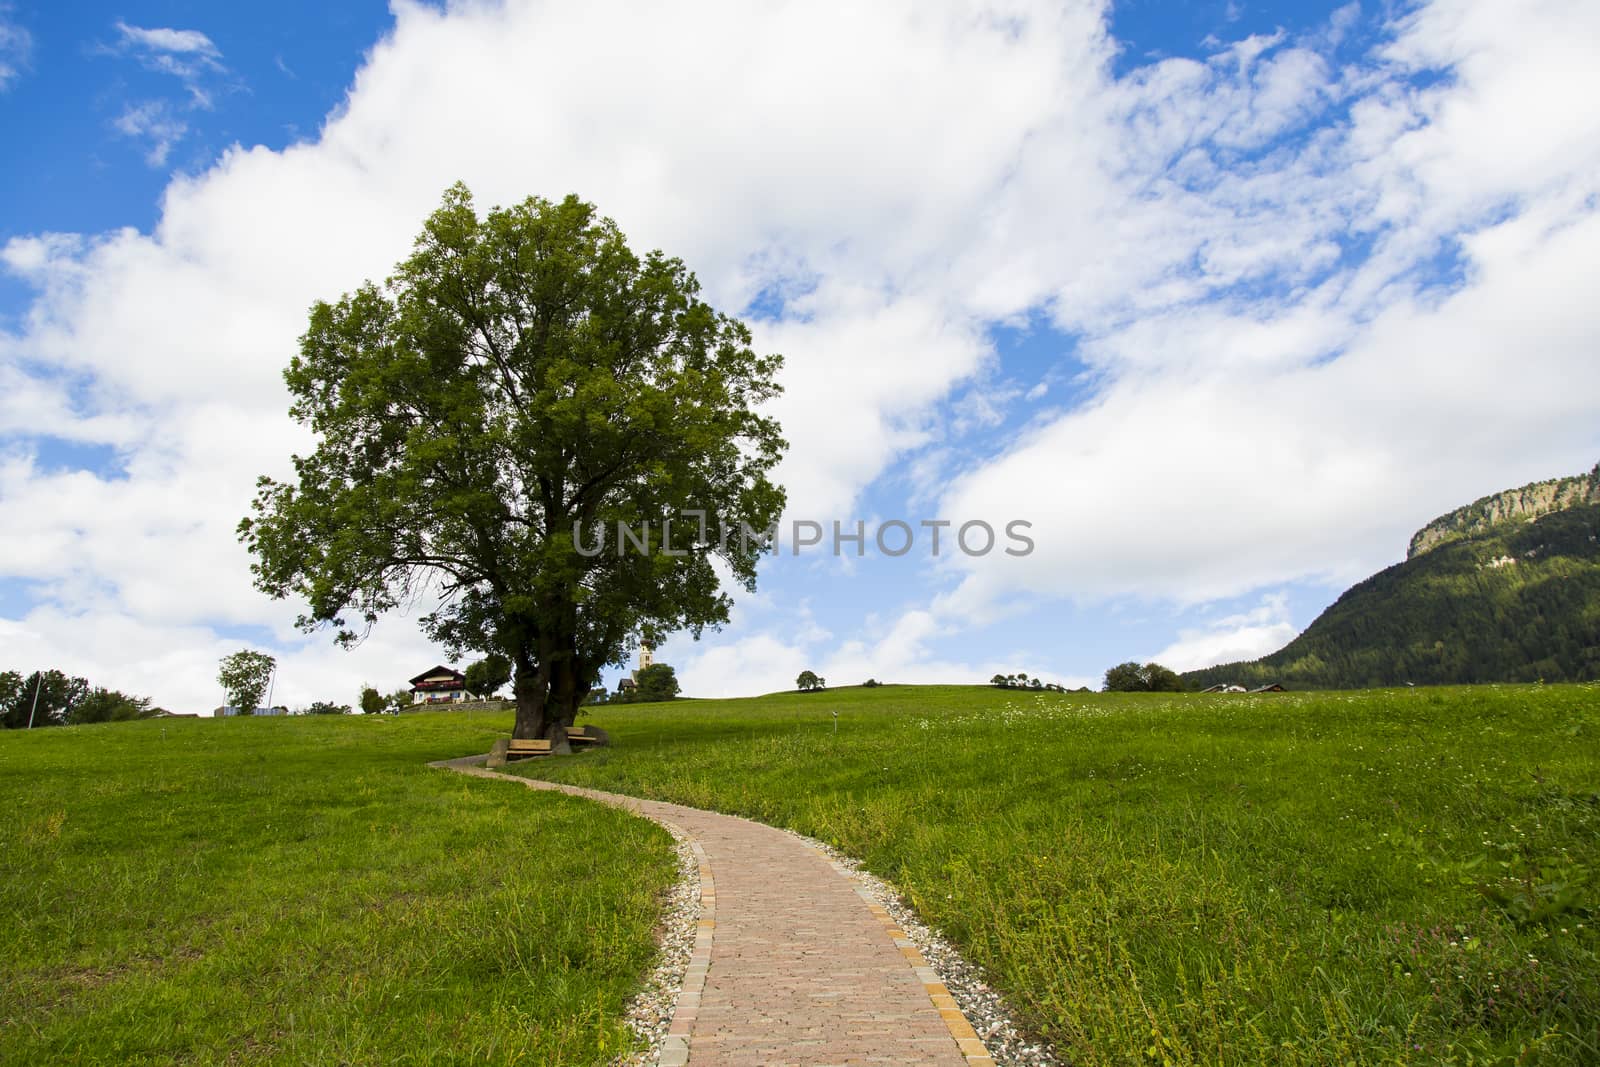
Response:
[639, 641, 654, 672]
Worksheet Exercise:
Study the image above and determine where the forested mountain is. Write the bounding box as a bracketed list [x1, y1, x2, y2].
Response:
[1185, 469, 1600, 690]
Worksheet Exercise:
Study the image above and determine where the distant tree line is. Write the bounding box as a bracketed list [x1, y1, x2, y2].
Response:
[988, 672, 1073, 692]
[1, 669, 162, 728]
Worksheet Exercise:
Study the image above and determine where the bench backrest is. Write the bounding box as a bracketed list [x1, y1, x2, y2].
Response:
[507, 739, 552, 753]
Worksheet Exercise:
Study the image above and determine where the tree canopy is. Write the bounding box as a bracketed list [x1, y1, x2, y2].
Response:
[1, 670, 89, 729]
[218, 651, 276, 715]
[611, 662, 680, 704]
[70, 688, 155, 725]
[241, 184, 786, 742]
[464, 653, 512, 699]
[796, 670, 825, 691]
[1102, 661, 1184, 693]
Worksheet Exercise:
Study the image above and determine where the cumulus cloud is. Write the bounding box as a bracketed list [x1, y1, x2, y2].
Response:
[937, 0, 1600, 616]
[1, 0, 1598, 710]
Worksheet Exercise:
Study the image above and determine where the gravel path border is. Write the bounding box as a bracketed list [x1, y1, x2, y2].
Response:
[613, 823, 701, 1066]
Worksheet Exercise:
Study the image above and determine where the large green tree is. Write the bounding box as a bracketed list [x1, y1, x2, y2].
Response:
[217, 650, 276, 715]
[1102, 661, 1184, 693]
[612, 662, 680, 704]
[241, 185, 786, 745]
[359, 686, 386, 715]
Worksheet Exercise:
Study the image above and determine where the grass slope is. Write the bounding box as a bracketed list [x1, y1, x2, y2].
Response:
[524, 684, 1600, 1066]
[0, 711, 674, 1065]
[1185, 505, 1600, 690]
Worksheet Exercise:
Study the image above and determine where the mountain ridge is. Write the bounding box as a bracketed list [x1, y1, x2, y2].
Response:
[1408, 462, 1600, 560]
[1184, 462, 1600, 689]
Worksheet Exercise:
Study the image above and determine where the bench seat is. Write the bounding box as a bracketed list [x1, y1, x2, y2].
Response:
[506, 738, 552, 760]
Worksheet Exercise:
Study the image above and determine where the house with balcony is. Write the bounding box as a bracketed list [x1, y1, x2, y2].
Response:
[409, 665, 470, 705]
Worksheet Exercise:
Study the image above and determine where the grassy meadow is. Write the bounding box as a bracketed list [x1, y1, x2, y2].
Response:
[0, 712, 675, 1065]
[521, 683, 1600, 1066]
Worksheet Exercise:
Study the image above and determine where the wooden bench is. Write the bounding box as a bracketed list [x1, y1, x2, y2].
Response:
[505, 738, 552, 761]
[566, 726, 602, 747]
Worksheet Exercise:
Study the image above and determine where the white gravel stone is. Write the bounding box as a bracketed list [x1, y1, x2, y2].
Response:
[612, 823, 700, 1067]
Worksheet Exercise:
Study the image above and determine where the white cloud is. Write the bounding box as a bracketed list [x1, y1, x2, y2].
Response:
[670, 601, 1093, 698]
[1, 0, 1598, 710]
[114, 21, 220, 58]
[937, 0, 1600, 616]
[103, 19, 229, 161]
[0, 5, 30, 91]
[113, 101, 190, 166]
[1149, 593, 1300, 672]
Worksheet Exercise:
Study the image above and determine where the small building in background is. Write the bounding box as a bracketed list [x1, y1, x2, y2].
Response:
[1248, 683, 1287, 693]
[409, 665, 470, 706]
[213, 706, 289, 717]
[616, 640, 653, 693]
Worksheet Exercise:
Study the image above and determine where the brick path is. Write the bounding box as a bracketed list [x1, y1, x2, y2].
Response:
[432, 756, 991, 1067]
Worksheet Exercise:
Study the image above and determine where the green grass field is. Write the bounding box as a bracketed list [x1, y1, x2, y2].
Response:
[0, 712, 675, 1065]
[520, 684, 1600, 1066]
[5, 686, 1595, 1065]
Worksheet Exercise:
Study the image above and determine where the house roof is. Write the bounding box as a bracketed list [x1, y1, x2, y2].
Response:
[409, 665, 466, 687]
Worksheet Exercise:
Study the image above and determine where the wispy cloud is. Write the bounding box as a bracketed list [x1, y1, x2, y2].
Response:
[102, 19, 229, 165]
[115, 21, 219, 57]
[0, 4, 33, 91]
[113, 101, 189, 167]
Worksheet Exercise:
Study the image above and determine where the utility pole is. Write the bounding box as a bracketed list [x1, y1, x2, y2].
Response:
[264, 662, 278, 715]
[26, 671, 43, 729]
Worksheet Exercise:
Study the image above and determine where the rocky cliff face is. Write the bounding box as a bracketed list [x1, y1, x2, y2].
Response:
[1408, 462, 1600, 559]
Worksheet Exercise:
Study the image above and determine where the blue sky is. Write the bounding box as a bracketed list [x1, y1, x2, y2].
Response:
[2, 0, 1597, 709]
[0, 2, 388, 236]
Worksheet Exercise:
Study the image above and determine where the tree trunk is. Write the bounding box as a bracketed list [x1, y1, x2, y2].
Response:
[543, 617, 593, 737]
[511, 655, 549, 740]
[511, 616, 598, 749]
[549, 653, 580, 731]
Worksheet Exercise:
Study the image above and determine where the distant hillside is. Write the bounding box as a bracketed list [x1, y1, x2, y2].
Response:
[1185, 470, 1600, 690]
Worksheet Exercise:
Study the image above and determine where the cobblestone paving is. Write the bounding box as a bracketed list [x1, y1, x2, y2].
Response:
[432, 756, 988, 1066]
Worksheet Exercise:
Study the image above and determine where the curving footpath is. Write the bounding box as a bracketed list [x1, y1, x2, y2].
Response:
[431, 755, 994, 1067]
